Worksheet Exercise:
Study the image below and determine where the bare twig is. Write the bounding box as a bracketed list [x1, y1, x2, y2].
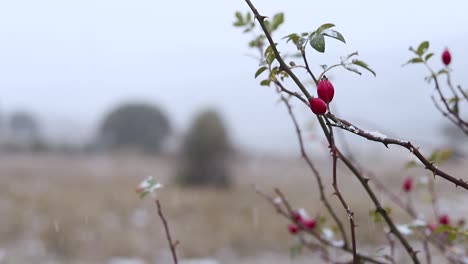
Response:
[156, 200, 179, 264]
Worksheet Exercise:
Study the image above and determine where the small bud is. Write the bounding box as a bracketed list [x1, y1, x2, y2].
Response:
[288, 223, 299, 234]
[439, 214, 450, 225]
[317, 77, 335, 103]
[302, 219, 317, 229]
[442, 48, 451, 66]
[309, 98, 327, 115]
[403, 177, 413, 193]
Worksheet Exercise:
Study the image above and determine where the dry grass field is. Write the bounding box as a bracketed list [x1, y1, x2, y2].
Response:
[0, 152, 466, 263]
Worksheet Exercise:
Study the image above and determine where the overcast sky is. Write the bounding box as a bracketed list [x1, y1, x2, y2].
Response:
[0, 0, 467, 153]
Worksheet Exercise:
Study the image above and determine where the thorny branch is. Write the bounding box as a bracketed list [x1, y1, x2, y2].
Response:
[156, 200, 179, 264]
[243, 0, 421, 262]
[278, 93, 349, 249]
[255, 187, 386, 264]
[327, 113, 468, 190]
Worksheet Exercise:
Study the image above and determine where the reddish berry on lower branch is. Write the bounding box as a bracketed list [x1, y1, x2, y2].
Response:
[317, 78, 335, 103]
[309, 98, 327, 115]
[403, 177, 413, 193]
[302, 219, 317, 229]
[442, 48, 451, 66]
[439, 214, 450, 225]
[288, 223, 299, 234]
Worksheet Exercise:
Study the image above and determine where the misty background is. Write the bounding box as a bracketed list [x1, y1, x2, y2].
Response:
[1, 0, 467, 154]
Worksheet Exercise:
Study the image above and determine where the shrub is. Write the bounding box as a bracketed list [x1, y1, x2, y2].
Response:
[99, 102, 170, 153]
[176, 110, 231, 188]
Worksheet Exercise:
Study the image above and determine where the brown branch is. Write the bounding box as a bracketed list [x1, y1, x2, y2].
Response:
[327, 113, 468, 190]
[301, 47, 319, 85]
[156, 200, 179, 264]
[255, 188, 386, 264]
[325, 116, 357, 263]
[335, 149, 420, 263]
[242, 1, 420, 262]
[277, 93, 349, 249]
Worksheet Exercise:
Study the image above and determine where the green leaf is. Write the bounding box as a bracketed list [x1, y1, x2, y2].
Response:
[404, 57, 424, 65]
[260, 79, 271, 86]
[283, 33, 300, 45]
[246, 12, 252, 23]
[437, 69, 448, 76]
[425, 53, 434, 62]
[369, 210, 383, 223]
[255, 66, 268, 78]
[428, 148, 453, 164]
[264, 44, 277, 65]
[404, 160, 418, 169]
[416, 41, 429, 56]
[289, 243, 303, 258]
[452, 100, 459, 115]
[316, 23, 335, 34]
[309, 33, 325, 53]
[352, 59, 376, 77]
[323, 29, 346, 43]
[270, 13, 284, 32]
[233, 12, 244, 27]
[346, 51, 359, 59]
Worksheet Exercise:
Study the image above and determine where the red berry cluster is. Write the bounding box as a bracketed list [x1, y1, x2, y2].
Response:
[309, 77, 335, 115]
[288, 210, 317, 235]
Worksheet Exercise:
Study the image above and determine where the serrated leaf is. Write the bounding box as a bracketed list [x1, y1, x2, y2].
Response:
[416, 41, 429, 56]
[352, 59, 376, 77]
[260, 79, 271, 86]
[343, 64, 362, 75]
[404, 57, 424, 66]
[425, 53, 434, 62]
[428, 148, 453, 164]
[452, 100, 459, 115]
[323, 29, 346, 43]
[255, 66, 267, 78]
[437, 69, 448, 76]
[283, 33, 300, 45]
[289, 243, 303, 258]
[233, 12, 244, 27]
[316, 23, 335, 34]
[404, 160, 418, 169]
[246, 12, 252, 23]
[309, 33, 325, 53]
[346, 51, 359, 60]
[270, 13, 284, 32]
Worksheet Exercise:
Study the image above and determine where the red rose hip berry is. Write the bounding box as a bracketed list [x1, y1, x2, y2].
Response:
[403, 177, 413, 193]
[317, 78, 335, 103]
[302, 219, 317, 229]
[439, 214, 450, 225]
[288, 223, 299, 234]
[309, 98, 327, 115]
[442, 48, 451, 66]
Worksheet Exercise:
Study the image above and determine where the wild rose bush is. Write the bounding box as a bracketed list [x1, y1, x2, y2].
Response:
[231, 1, 468, 263]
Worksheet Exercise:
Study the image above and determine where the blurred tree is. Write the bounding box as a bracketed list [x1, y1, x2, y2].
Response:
[9, 111, 40, 141]
[99, 102, 171, 153]
[177, 109, 231, 188]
